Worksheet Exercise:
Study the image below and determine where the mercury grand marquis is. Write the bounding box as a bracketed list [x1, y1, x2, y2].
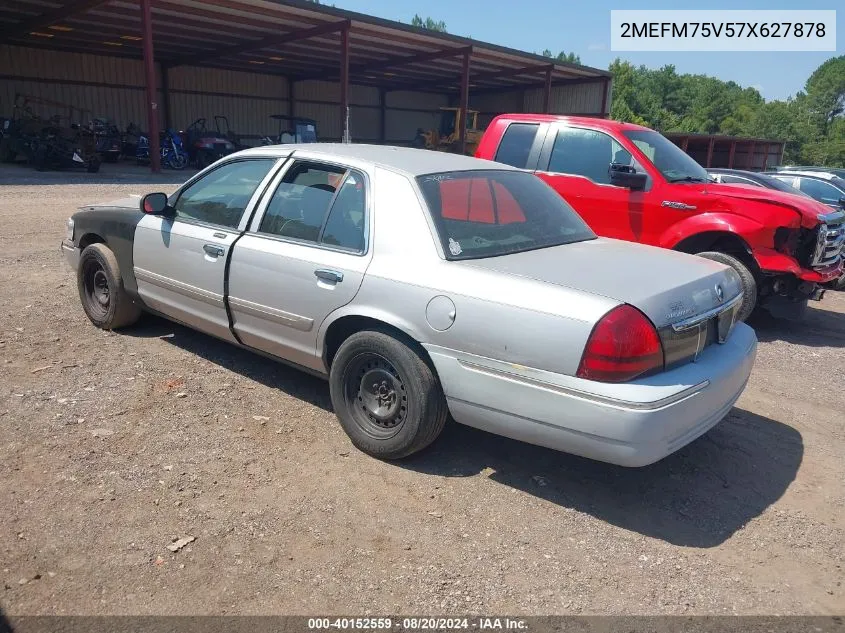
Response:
[61, 144, 757, 466]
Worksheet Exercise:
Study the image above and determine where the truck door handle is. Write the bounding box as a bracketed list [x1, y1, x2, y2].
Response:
[314, 269, 343, 283]
[203, 244, 225, 257]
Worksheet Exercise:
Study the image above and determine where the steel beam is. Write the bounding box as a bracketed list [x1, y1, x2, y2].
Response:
[469, 74, 606, 96]
[170, 20, 350, 68]
[160, 64, 172, 130]
[378, 88, 386, 144]
[600, 77, 609, 116]
[0, 0, 110, 41]
[543, 68, 552, 113]
[299, 45, 473, 83]
[141, 0, 161, 173]
[706, 137, 715, 168]
[339, 24, 349, 143]
[459, 50, 470, 154]
[728, 141, 736, 168]
[416, 63, 553, 91]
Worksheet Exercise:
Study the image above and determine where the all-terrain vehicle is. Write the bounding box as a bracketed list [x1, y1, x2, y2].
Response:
[183, 118, 236, 168]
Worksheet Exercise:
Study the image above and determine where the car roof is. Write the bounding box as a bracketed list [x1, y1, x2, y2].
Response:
[773, 170, 838, 181]
[707, 169, 761, 177]
[235, 143, 515, 176]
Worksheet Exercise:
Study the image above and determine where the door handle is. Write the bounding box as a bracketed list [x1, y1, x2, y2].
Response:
[203, 244, 225, 257]
[314, 269, 344, 284]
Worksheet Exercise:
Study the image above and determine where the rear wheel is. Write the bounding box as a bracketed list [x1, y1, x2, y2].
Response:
[77, 243, 141, 330]
[697, 251, 757, 321]
[329, 330, 448, 460]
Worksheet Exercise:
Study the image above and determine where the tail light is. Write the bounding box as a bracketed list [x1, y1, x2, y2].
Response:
[577, 305, 664, 383]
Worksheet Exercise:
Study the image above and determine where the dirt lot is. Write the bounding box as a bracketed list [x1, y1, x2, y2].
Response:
[0, 164, 843, 616]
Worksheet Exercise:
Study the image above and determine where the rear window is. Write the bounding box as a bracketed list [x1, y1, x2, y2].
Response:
[417, 170, 595, 260]
[494, 123, 539, 168]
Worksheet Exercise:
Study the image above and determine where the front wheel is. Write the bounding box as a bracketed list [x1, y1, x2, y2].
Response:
[167, 152, 188, 170]
[77, 243, 141, 330]
[697, 251, 757, 321]
[329, 330, 448, 460]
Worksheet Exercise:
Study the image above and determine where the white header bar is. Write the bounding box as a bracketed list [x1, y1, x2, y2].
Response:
[610, 10, 836, 51]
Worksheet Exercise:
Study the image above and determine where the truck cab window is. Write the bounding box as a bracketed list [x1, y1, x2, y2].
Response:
[549, 127, 638, 185]
[494, 123, 539, 168]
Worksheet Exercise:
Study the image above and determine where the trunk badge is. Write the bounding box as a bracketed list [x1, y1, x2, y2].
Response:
[715, 284, 724, 303]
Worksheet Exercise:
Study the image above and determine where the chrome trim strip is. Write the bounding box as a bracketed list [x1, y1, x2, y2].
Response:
[228, 296, 314, 332]
[671, 292, 743, 332]
[134, 267, 224, 308]
[456, 359, 709, 411]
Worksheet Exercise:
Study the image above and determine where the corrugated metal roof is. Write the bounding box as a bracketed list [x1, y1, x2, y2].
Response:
[0, 0, 609, 94]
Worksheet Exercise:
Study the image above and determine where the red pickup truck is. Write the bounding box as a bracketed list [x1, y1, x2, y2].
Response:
[476, 114, 845, 320]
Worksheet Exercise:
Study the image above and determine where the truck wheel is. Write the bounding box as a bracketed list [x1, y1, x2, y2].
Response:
[86, 156, 101, 173]
[77, 243, 141, 330]
[697, 251, 757, 321]
[329, 330, 448, 460]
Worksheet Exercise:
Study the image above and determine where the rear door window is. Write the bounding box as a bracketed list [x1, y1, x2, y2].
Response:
[494, 123, 540, 169]
[797, 178, 843, 206]
[258, 161, 367, 252]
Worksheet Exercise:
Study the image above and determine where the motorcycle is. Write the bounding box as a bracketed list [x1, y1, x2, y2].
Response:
[136, 128, 188, 170]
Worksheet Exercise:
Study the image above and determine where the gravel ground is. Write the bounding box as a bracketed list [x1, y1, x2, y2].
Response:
[0, 164, 843, 615]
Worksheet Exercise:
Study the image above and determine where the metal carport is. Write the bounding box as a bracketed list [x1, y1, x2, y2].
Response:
[0, 0, 611, 172]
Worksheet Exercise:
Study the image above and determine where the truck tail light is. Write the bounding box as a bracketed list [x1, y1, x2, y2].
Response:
[577, 305, 664, 383]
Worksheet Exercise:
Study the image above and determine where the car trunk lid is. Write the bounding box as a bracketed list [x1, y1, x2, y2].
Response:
[461, 237, 743, 330]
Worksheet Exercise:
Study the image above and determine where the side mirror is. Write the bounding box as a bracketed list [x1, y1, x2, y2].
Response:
[141, 192, 173, 217]
[609, 162, 648, 191]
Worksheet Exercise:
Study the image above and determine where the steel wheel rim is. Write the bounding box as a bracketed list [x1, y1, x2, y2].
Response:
[342, 352, 408, 439]
[82, 259, 110, 320]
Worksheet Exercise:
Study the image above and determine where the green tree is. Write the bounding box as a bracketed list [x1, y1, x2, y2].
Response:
[803, 55, 845, 135]
[541, 49, 581, 64]
[410, 14, 447, 32]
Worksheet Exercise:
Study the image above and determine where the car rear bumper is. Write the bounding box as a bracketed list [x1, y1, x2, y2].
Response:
[61, 240, 80, 271]
[424, 323, 757, 467]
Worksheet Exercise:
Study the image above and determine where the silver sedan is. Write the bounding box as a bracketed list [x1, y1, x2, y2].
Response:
[61, 144, 756, 466]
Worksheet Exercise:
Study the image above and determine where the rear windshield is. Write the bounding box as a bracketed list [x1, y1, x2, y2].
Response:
[416, 170, 595, 260]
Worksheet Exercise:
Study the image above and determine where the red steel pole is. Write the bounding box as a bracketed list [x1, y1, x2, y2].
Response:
[140, 0, 161, 173]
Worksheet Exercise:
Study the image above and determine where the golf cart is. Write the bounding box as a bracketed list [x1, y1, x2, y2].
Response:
[260, 115, 318, 145]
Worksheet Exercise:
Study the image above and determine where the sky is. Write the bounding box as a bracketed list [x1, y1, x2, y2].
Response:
[332, 0, 843, 101]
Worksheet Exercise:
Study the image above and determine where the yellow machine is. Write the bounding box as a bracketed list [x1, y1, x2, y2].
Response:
[414, 107, 484, 155]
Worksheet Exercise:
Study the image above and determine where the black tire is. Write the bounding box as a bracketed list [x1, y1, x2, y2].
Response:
[830, 274, 845, 292]
[77, 243, 141, 330]
[0, 139, 15, 163]
[329, 330, 448, 460]
[697, 251, 757, 321]
[196, 150, 211, 169]
[86, 156, 101, 173]
[33, 145, 49, 171]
